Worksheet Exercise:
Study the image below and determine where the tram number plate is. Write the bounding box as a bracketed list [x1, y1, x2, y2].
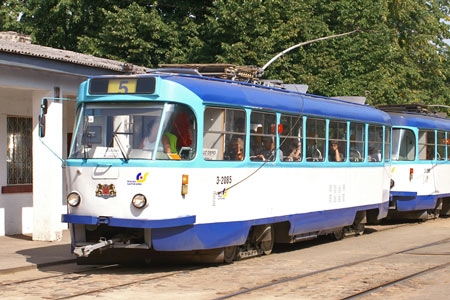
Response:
[216, 176, 232, 185]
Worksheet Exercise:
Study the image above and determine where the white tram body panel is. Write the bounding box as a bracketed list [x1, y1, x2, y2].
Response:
[67, 166, 390, 224]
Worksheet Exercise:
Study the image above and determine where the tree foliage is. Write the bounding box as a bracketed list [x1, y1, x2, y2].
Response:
[1, 0, 450, 105]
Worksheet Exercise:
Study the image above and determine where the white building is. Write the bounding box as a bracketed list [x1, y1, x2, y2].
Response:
[0, 32, 145, 240]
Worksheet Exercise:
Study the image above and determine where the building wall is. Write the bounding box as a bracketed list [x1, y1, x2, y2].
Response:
[0, 65, 83, 236]
[0, 89, 33, 235]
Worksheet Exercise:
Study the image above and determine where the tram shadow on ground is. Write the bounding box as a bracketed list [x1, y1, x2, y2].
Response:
[11, 218, 430, 272]
[272, 235, 339, 255]
[15, 243, 75, 272]
[15, 244, 212, 275]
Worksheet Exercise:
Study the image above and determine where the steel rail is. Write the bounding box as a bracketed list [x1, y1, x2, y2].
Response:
[212, 237, 450, 300]
[0, 264, 120, 288]
[340, 261, 450, 300]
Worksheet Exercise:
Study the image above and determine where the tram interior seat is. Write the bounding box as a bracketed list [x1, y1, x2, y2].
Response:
[349, 149, 362, 162]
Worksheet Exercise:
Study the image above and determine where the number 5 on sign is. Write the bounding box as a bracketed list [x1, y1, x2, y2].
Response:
[107, 79, 137, 93]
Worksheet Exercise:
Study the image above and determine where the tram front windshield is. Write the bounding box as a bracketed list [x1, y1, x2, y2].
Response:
[69, 102, 196, 160]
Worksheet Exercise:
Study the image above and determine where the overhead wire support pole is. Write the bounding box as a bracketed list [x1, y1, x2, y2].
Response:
[259, 28, 360, 75]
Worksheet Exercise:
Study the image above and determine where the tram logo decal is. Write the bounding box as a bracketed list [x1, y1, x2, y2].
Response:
[136, 172, 149, 183]
[213, 188, 229, 206]
[127, 172, 149, 185]
[95, 184, 117, 197]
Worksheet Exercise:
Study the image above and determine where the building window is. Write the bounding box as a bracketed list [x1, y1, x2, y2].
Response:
[7, 116, 32, 185]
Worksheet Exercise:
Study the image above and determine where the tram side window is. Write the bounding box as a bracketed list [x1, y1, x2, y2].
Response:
[280, 114, 302, 162]
[250, 112, 277, 161]
[306, 118, 325, 162]
[392, 129, 415, 161]
[155, 104, 196, 160]
[328, 120, 347, 162]
[384, 127, 391, 161]
[203, 107, 245, 161]
[368, 125, 383, 162]
[418, 130, 435, 160]
[349, 123, 365, 162]
[437, 131, 446, 161]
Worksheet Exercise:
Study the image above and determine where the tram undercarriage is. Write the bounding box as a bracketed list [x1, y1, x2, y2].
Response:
[73, 211, 370, 265]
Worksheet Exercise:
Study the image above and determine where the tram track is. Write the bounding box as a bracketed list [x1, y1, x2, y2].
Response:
[0, 262, 205, 300]
[1, 221, 447, 300]
[48, 270, 196, 300]
[340, 260, 450, 299]
[0, 264, 121, 288]
[212, 236, 450, 300]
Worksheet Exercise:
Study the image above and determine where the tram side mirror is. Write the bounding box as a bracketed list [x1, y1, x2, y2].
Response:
[41, 99, 48, 115]
[39, 99, 48, 138]
[39, 114, 46, 138]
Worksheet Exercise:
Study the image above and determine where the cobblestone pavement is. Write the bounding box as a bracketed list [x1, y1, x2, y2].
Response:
[0, 218, 449, 300]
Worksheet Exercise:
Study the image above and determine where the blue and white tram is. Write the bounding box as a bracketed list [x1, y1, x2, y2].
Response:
[380, 104, 450, 219]
[47, 73, 392, 263]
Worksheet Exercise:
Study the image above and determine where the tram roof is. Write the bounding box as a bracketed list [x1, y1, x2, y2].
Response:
[388, 112, 450, 130]
[165, 75, 391, 124]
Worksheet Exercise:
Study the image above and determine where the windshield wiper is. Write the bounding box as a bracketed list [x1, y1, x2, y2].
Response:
[112, 132, 129, 162]
[81, 118, 90, 160]
[110, 122, 129, 162]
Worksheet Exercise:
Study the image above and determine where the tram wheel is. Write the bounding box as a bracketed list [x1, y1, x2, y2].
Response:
[223, 246, 237, 264]
[331, 228, 344, 241]
[352, 223, 365, 236]
[260, 225, 275, 255]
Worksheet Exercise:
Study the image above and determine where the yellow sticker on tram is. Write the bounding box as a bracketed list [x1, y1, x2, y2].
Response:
[107, 79, 137, 93]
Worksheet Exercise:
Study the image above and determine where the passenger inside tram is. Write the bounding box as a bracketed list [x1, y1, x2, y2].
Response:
[139, 120, 170, 152]
[285, 140, 301, 161]
[253, 137, 282, 161]
[329, 141, 342, 162]
[224, 136, 244, 161]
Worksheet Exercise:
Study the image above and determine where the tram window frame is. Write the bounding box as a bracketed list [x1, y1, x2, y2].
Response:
[368, 125, 383, 162]
[392, 128, 416, 161]
[328, 120, 347, 162]
[384, 126, 391, 162]
[349, 122, 365, 162]
[437, 131, 446, 161]
[250, 111, 277, 161]
[447, 131, 450, 160]
[280, 114, 302, 162]
[203, 107, 246, 161]
[306, 118, 326, 162]
[418, 130, 435, 160]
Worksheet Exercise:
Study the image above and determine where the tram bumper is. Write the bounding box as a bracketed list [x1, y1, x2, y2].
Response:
[62, 214, 196, 228]
[62, 214, 197, 254]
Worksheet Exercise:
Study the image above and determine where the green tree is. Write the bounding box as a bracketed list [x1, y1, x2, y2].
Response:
[1, 0, 450, 106]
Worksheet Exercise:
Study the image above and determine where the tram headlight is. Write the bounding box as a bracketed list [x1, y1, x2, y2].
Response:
[132, 194, 147, 208]
[67, 192, 81, 207]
